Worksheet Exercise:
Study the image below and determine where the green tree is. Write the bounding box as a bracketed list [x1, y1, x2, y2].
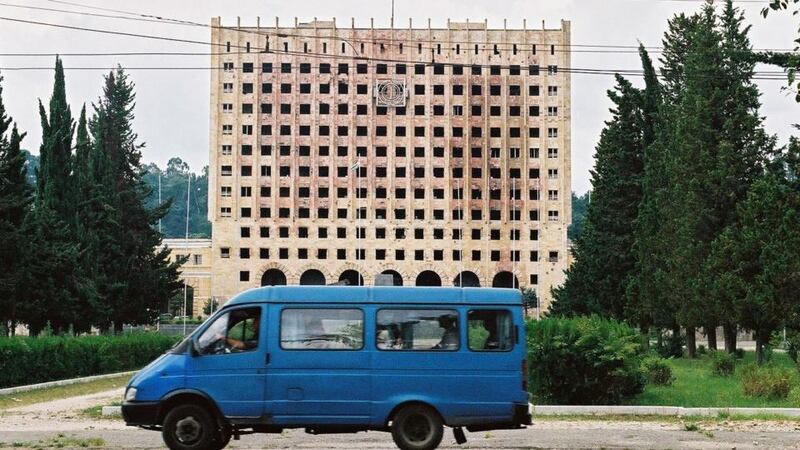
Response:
[706, 141, 800, 364]
[568, 191, 590, 241]
[626, 45, 667, 338]
[37, 57, 74, 217]
[551, 75, 644, 320]
[0, 75, 32, 335]
[24, 57, 86, 334]
[669, 2, 773, 357]
[89, 67, 184, 332]
[521, 287, 538, 317]
[762, 0, 800, 101]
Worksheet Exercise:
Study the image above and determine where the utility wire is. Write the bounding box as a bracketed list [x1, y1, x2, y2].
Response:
[0, 65, 788, 80]
[0, 14, 790, 80]
[0, 0, 785, 53]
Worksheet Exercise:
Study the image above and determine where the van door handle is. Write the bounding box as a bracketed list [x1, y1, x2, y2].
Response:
[265, 352, 271, 365]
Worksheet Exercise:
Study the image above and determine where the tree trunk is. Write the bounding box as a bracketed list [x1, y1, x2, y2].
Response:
[723, 324, 737, 354]
[686, 326, 697, 358]
[113, 321, 123, 335]
[706, 325, 718, 351]
[641, 324, 650, 351]
[755, 334, 765, 366]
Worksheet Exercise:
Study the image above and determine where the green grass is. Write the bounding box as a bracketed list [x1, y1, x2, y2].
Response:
[536, 412, 800, 424]
[0, 374, 131, 410]
[82, 401, 121, 419]
[629, 351, 797, 408]
[0, 434, 105, 449]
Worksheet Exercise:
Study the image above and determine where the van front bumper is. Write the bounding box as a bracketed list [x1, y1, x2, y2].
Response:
[121, 401, 161, 426]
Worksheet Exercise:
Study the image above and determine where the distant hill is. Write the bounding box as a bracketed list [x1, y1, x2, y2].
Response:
[143, 158, 211, 238]
[21, 151, 210, 238]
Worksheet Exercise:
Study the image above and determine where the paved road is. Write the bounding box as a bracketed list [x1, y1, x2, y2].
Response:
[4, 421, 800, 449]
[2, 388, 800, 449]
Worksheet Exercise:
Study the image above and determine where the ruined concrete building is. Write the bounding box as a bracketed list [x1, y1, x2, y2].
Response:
[208, 16, 571, 312]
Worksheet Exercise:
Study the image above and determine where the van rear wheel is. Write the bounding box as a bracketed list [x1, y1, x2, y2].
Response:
[162, 404, 220, 450]
[391, 404, 444, 450]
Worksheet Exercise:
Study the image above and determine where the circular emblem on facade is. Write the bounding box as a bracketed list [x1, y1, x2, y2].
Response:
[375, 80, 407, 107]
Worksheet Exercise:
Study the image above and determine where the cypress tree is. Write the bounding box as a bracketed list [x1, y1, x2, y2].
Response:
[90, 67, 183, 332]
[550, 75, 644, 320]
[0, 75, 32, 335]
[37, 56, 75, 217]
[657, 1, 773, 357]
[22, 57, 84, 334]
[706, 140, 800, 364]
[625, 46, 665, 337]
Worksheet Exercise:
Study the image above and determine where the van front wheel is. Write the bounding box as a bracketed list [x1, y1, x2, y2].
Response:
[391, 405, 444, 450]
[162, 404, 219, 450]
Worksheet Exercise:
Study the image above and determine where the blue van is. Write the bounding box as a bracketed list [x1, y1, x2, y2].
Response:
[122, 286, 531, 450]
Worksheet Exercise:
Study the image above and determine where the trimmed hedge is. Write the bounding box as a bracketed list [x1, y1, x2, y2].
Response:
[526, 315, 647, 405]
[0, 333, 180, 388]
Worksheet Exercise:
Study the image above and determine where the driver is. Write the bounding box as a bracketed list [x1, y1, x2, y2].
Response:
[223, 312, 260, 351]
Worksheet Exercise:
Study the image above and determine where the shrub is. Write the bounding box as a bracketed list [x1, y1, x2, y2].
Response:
[710, 351, 736, 377]
[788, 386, 800, 407]
[641, 356, 674, 386]
[740, 364, 795, 399]
[0, 333, 179, 388]
[655, 331, 684, 358]
[697, 345, 707, 356]
[734, 348, 745, 359]
[526, 315, 646, 405]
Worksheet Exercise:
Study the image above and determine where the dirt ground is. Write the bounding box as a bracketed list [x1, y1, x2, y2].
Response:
[2, 388, 800, 449]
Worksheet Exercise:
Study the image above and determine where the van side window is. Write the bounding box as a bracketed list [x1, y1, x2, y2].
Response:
[468, 310, 514, 351]
[280, 309, 363, 350]
[197, 307, 261, 355]
[376, 309, 459, 351]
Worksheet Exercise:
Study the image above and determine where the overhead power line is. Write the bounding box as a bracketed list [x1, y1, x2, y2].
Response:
[0, 14, 792, 70]
[0, 65, 788, 81]
[0, 0, 787, 53]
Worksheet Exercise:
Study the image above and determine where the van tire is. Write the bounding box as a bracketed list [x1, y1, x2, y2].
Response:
[162, 404, 219, 450]
[391, 404, 444, 450]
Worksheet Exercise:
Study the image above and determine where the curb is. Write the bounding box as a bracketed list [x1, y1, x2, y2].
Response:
[102, 403, 800, 419]
[102, 406, 122, 416]
[531, 405, 800, 417]
[0, 371, 136, 396]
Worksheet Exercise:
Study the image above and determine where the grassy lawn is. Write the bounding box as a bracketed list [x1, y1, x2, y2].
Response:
[629, 351, 797, 408]
[0, 374, 132, 410]
[82, 401, 121, 419]
[0, 433, 105, 449]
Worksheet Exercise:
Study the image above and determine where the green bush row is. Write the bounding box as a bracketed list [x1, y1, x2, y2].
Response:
[526, 316, 647, 405]
[0, 333, 179, 388]
[740, 364, 795, 399]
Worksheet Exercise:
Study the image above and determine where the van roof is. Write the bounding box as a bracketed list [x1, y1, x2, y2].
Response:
[224, 286, 522, 307]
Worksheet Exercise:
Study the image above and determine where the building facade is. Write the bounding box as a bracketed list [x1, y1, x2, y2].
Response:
[163, 239, 213, 317]
[208, 17, 571, 311]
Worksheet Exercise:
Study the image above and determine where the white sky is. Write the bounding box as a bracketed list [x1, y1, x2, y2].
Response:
[0, 0, 797, 194]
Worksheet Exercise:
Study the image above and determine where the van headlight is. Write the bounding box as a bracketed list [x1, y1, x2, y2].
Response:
[124, 387, 137, 402]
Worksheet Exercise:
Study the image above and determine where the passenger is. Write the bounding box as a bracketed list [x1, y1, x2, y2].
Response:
[483, 319, 500, 350]
[376, 328, 391, 349]
[432, 315, 458, 350]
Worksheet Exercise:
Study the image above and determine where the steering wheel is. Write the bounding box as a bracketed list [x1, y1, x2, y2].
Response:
[205, 336, 229, 355]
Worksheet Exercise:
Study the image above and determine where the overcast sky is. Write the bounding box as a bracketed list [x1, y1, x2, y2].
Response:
[0, 0, 797, 194]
